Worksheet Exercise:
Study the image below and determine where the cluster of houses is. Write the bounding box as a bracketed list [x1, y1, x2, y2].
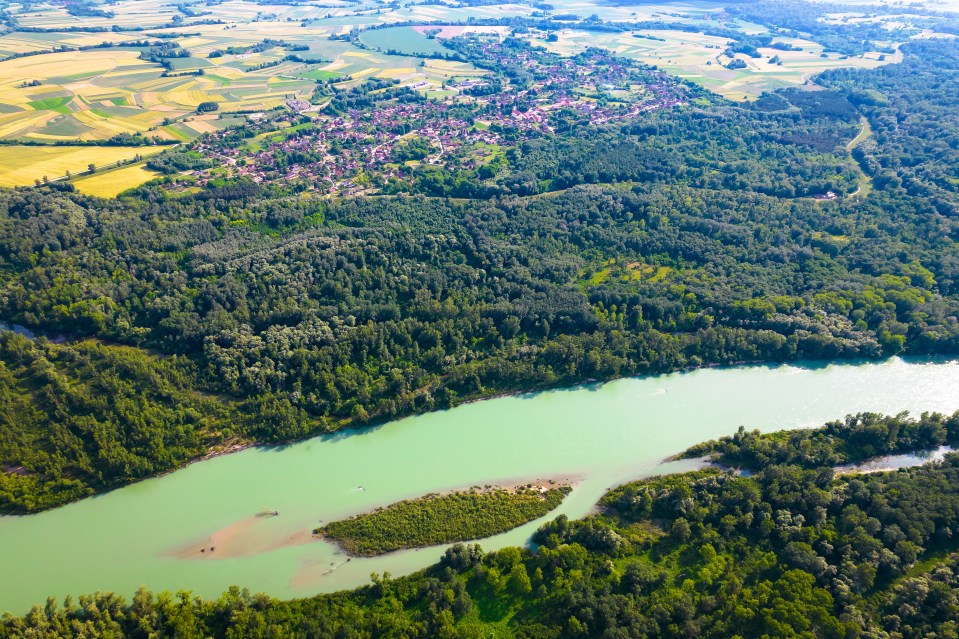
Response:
[191, 43, 689, 195]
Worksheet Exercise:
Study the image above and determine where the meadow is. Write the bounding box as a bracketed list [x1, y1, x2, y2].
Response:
[359, 26, 453, 57]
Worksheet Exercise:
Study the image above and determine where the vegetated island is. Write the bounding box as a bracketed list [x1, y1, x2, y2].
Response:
[315, 483, 572, 556]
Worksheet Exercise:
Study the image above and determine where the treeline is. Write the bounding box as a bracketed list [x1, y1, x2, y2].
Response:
[65, 2, 114, 18]
[319, 485, 571, 556]
[0, 132, 173, 147]
[138, 41, 191, 69]
[0, 37, 169, 62]
[208, 37, 309, 58]
[11, 413, 959, 636]
[145, 148, 215, 173]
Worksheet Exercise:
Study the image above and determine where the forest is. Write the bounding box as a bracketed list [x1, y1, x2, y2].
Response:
[318, 485, 571, 556]
[0, 331, 318, 513]
[0, 39, 958, 513]
[7, 411, 959, 637]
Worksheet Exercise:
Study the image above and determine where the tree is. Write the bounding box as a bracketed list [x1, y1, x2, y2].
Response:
[671, 518, 691, 541]
[509, 563, 533, 594]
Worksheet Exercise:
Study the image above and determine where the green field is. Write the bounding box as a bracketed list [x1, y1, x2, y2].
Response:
[360, 26, 454, 56]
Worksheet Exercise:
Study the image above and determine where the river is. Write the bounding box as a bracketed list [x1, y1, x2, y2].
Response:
[1, 357, 958, 615]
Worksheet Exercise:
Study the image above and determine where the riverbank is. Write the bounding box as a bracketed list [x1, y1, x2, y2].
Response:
[1, 314, 944, 517]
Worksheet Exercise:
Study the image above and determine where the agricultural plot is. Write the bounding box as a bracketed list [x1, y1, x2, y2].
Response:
[533, 29, 893, 99]
[391, 2, 535, 23]
[0, 45, 315, 142]
[0, 145, 163, 187]
[359, 26, 453, 56]
[7, 0, 179, 30]
[536, 0, 727, 23]
[71, 163, 161, 197]
[412, 25, 510, 40]
[0, 31, 139, 58]
[310, 47, 452, 84]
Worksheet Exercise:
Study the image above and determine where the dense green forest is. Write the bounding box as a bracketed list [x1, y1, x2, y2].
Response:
[318, 485, 571, 556]
[8, 411, 959, 637]
[0, 332, 314, 513]
[1, 39, 959, 513]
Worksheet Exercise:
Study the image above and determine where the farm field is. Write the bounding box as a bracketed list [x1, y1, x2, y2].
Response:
[532, 29, 895, 99]
[0, 145, 163, 187]
[359, 26, 453, 57]
[71, 163, 162, 197]
[0, 31, 140, 58]
[0, 45, 317, 142]
[8, 0, 179, 30]
[540, 0, 725, 22]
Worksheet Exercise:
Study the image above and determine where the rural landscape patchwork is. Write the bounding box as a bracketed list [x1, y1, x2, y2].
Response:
[1, 0, 959, 635]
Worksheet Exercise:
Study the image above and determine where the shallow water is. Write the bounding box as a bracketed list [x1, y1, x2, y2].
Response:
[2, 357, 959, 615]
[835, 445, 954, 474]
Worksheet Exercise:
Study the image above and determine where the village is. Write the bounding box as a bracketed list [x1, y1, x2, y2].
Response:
[191, 38, 690, 196]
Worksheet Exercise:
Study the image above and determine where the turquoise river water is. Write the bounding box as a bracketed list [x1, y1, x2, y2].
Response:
[2, 357, 959, 615]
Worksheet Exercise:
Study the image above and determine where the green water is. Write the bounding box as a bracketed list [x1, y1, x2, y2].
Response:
[2, 357, 959, 615]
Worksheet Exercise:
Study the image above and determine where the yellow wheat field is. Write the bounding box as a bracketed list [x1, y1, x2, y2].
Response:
[72, 164, 162, 197]
[0, 145, 163, 187]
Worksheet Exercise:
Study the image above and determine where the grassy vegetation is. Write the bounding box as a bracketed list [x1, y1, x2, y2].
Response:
[847, 116, 875, 199]
[360, 27, 452, 57]
[318, 485, 572, 556]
